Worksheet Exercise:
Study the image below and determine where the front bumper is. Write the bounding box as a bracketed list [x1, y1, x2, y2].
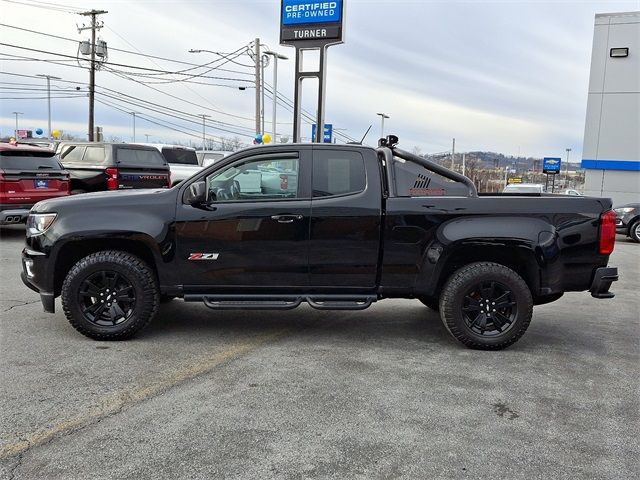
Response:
[589, 267, 618, 299]
[21, 248, 56, 313]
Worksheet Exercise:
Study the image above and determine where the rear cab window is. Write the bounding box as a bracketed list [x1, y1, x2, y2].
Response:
[312, 150, 366, 197]
[59, 145, 86, 163]
[0, 150, 63, 170]
[115, 147, 167, 167]
[161, 148, 198, 165]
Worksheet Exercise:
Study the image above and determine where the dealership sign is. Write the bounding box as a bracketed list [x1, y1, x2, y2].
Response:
[280, 0, 345, 45]
[543, 157, 561, 174]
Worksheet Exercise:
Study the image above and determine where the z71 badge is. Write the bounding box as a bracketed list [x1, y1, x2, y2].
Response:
[188, 253, 220, 261]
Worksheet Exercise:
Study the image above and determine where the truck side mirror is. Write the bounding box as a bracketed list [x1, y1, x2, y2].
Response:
[186, 181, 207, 206]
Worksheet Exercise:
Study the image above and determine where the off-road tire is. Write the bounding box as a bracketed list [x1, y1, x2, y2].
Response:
[61, 251, 159, 340]
[630, 220, 640, 243]
[439, 262, 533, 350]
[418, 296, 439, 311]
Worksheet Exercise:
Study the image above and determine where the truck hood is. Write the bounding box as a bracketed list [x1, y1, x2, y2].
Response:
[31, 188, 179, 214]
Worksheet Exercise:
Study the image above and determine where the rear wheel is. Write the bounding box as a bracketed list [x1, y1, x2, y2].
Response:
[630, 220, 640, 243]
[61, 251, 159, 340]
[439, 262, 533, 350]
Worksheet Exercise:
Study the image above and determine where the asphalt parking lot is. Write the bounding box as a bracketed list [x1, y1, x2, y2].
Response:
[0, 225, 638, 480]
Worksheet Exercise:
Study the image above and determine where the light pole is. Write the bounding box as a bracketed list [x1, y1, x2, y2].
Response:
[376, 113, 389, 139]
[199, 114, 210, 151]
[36, 74, 61, 139]
[12, 112, 24, 137]
[565, 148, 571, 188]
[131, 112, 136, 142]
[144, 134, 150, 142]
[264, 50, 288, 141]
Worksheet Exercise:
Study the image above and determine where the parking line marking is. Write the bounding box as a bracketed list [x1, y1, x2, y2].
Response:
[0, 330, 287, 460]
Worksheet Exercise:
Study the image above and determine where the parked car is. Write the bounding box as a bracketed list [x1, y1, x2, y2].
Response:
[56, 142, 170, 193]
[561, 189, 583, 196]
[502, 183, 546, 194]
[0, 142, 69, 225]
[22, 136, 618, 350]
[196, 150, 231, 168]
[139, 144, 202, 186]
[614, 203, 640, 242]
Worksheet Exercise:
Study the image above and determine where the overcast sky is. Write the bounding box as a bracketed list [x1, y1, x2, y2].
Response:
[1, 0, 639, 159]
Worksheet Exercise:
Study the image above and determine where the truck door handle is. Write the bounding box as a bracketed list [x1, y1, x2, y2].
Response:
[271, 214, 303, 223]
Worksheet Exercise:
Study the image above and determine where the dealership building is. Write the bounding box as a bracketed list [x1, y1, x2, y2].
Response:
[582, 11, 639, 205]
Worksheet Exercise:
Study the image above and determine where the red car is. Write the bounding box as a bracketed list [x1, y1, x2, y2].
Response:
[0, 143, 70, 225]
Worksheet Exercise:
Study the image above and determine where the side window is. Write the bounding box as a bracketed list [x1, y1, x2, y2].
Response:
[60, 145, 86, 163]
[312, 150, 366, 198]
[205, 155, 299, 201]
[83, 146, 107, 165]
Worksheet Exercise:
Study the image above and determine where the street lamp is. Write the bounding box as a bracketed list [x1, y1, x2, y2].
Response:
[376, 113, 390, 139]
[264, 50, 288, 142]
[565, 148, 572, 188]
[11, 112, 24, 138]
[36, 74, 61, 139]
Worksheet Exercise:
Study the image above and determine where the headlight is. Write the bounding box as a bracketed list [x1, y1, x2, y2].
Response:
[614, 207, 634, 215]
[26, 213, 57, 236]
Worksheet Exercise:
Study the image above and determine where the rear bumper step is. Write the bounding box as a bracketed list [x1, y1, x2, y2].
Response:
[590, 267, 618, 299]
[184, 294, 377, 311]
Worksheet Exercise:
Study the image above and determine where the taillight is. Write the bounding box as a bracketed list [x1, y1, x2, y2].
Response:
[599, 210, 616, 255]
[0, 169, 4, 181]
[106, 168, 119, 190]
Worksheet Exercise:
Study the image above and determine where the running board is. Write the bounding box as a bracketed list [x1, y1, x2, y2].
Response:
[183, 294, 377, 311]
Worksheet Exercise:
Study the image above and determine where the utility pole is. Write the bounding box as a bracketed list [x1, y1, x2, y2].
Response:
[462, 153, 466, 177]
[377, 113, 389, 139]
[451, 138, 456, 170]
[12, 111, 23, 137]
[79, 9, 107, 141]
[131, 112, 136, 142]
[145, 134, 150, 142]
[200, 114, 210, 151]
[254, 38, 261, 137]
[36, 75, 61, 139]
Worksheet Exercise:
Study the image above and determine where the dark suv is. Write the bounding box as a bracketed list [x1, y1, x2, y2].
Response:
[1, 143, 69, 224]
[614, 203, 640, 243]
[57, 142, 170, 193]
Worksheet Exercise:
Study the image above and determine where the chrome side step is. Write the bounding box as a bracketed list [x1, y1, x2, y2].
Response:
[183, 294, 377, 311]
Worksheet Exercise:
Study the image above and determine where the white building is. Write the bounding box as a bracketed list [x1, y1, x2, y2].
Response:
[582, 11, 640, 205]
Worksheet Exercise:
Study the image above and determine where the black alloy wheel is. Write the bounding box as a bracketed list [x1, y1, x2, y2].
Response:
[62, 250, 159, 340]
[439, 262, 533, 350]
[78, 270, 136, 326]
[461, 281, 517, 336]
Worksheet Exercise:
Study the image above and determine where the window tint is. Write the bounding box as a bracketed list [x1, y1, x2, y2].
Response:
[206, 156, 299, 201]
[83, 146, 107, 165]
[116, 147, 166, 166]
[312, 150, 366, 197]
[162, 148, 198, 165]
[0, 152, 62, 170]
[60, 145, 86, 163]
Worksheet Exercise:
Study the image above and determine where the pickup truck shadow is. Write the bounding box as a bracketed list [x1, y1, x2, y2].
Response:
[0, 225, 26, 239]
[143, 300, 455, 347]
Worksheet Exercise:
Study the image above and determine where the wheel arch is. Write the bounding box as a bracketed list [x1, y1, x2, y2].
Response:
[52, 235, 167, 296]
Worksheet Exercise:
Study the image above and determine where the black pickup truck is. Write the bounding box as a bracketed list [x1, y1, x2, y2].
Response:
[21, 136, 618, 349]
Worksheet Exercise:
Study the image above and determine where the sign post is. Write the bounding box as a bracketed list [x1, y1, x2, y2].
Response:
[280, 0, 345, 143]
[543, 157, 561, 193]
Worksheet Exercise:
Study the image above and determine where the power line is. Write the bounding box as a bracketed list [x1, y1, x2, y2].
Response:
[0, 0, 82, 13]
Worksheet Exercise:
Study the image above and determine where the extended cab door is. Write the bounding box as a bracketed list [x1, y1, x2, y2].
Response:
[309, 147, 383, 289]
[175, 148, 312, 290]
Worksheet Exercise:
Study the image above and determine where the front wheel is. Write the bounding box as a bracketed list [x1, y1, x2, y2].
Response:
[439, 262, 533, 350]
[630, 220, 640, 243]
[61, 251, 159, 340]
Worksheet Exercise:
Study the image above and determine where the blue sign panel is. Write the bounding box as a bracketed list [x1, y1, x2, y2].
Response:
[312, 123, 333, 143]
[282, 0, 342, 26]
[543, 157, 561, 174]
